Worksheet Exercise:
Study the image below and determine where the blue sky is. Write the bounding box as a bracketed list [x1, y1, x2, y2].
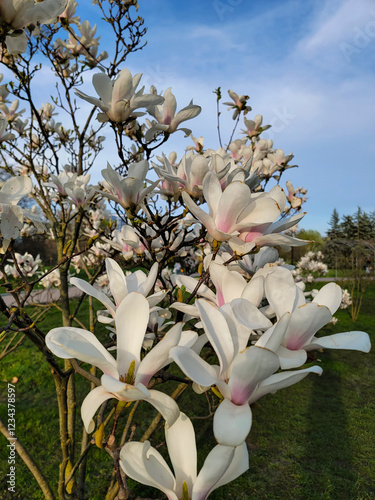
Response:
[6, 0, 375, 235]
[127, 0, 375, 235]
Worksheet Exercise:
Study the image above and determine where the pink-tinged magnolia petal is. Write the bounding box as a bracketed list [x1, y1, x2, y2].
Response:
[312, 282, 342, 315]
[248, 366, 323, 404]
[206, 442, 249, 495]
[46, 327, 118, 378]
[241, 275, 265, 307]
[276, 345, 307, 369]
[106, 258, 128, 306]
[192, 445, 237, 500]
[81, 386, 113, 433]
[228, 346, 280, 405]
[213, 399, 252, 446]
[170, 346, 219, 387]
[196, 300, 234, 379]
[182, 191, 229, 241]
[231, 298, 273, 331]
[233, 197, 279, 230]
[202, 171, 222, 218]
[135, 323, 183, 386]
[146, 389, 180, 427]
[165, 412, 197, 497]
[162, 88, 177, 123]
[306, 331, 371, 353]
[214, 182, 253, 233]
[70, 277, 116, 317]
[115, 292, 149, 376]
[284, 303, 332, 350]
[265, 267, 298, 319]
[120, 441, 178, 500]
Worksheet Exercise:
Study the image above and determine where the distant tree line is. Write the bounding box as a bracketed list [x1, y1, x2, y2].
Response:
[324, 208, 375, 270]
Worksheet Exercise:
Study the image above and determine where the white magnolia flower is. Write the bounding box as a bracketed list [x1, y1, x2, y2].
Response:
[75, 68, 164, 123]
[0, 0, 68, 54]
[120, 412, 249, 500]
[46, 292, 181, 432]
[182, 172, 282, 244]
[70, 257, 166, 324]
[146, 87, 201, 140]
[171, 299, 322, 446]
[234, 266, 371, 370]
[100, 161, 158, 209]
[0, 175, 32, 252]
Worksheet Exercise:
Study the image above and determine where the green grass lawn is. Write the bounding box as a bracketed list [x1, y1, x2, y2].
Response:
[0, 281, 374, 499]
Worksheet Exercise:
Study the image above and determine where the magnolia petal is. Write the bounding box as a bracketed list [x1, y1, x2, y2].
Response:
[231, 298, 273, 331]
[213, 399, 252, 446]
[255, 312, 290, 352]
[139, 262, 158, 296]
[196, 299, 234, 379]
[306, 331, 371, 353]
[192, 445, 236, 500]
[176, 274, 216, 302]
[165, 412, 197, 496]
[248, 366, 323, 404]
[182, 191, 227, 241]
[81, 386, 113, 433]
[277, 345, 307, 370]
[115, 292, 149, 376]
[92, 72, 112, 106]
[312, 282, 342, 315]
[215, 181, 253, 234]
[135, 323, 183, 386]
[170, 346, 219, 387]
[46, 327, 118, 378]
[265, 267, 298, 318]
[228, 346, 280, 405]
[284, 303, 332, 350]
[70, 277, 116, 317]
[241, 275, 265, 307]
[0, 204, 23, 240]
[208, 442, 249, 494]
[106, 258, 128, 306]
[202, 171, 222, 218]
[146, 389, 181, 427]
[120, 441, 178, 500]
[170, 302, 199, 317]
[1, 175, 32, 203]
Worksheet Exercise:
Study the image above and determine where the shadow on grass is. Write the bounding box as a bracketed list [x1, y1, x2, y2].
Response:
[300, 351, 356, 500]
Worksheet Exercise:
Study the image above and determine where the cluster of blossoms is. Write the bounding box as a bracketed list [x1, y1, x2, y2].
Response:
[293, 250, 328, 283]
[0, 5, 371, 494]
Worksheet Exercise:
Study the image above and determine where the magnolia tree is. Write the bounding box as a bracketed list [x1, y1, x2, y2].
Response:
[0, 1, 371, 499]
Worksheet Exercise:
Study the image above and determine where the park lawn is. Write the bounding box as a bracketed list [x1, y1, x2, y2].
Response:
[0, 281, 374, 499]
